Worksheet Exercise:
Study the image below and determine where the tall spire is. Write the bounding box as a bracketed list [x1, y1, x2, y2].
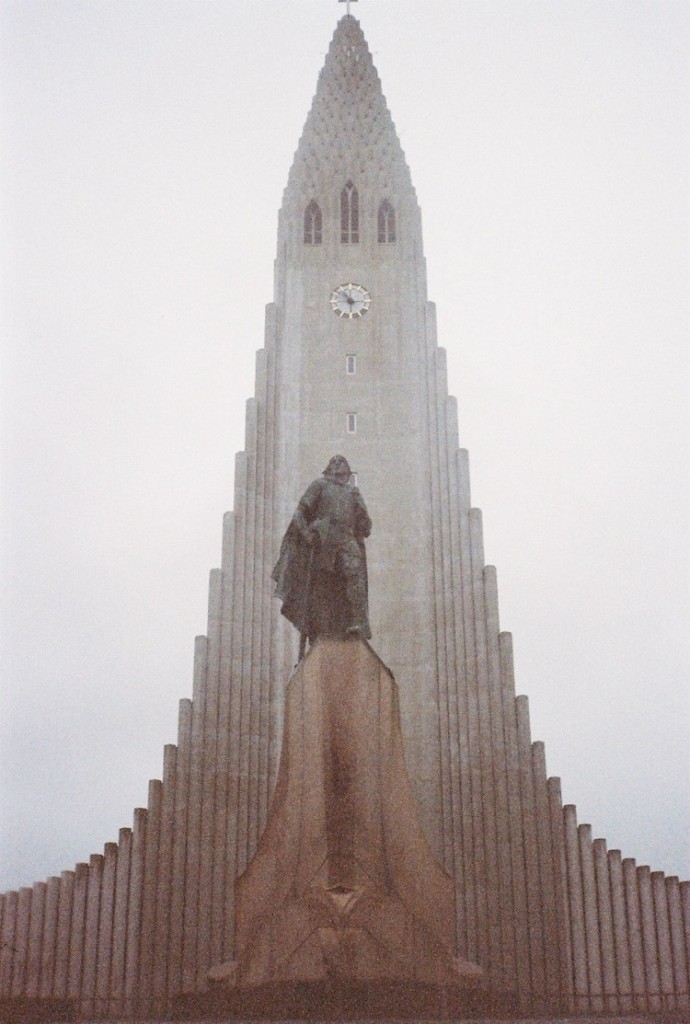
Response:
[286, 16, 413, 195]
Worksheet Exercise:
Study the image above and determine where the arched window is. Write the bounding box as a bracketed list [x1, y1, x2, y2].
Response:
[341, 181, 359, 243]
[304, 200, 322, 244]
[378, 199, 396, 243]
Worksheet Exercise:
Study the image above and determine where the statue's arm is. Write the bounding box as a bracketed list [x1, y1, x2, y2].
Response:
[292, 478, 322, 542]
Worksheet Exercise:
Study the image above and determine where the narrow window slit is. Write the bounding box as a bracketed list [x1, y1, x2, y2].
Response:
[341, 181, 359, 244]
[304, 200, 322, 244]
[378, 199, 396, 243]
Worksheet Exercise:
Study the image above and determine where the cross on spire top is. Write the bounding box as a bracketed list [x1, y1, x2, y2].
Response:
[338, 0, 358, 17]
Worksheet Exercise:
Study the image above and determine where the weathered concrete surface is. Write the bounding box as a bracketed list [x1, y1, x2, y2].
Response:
[225, 638, 481, 995]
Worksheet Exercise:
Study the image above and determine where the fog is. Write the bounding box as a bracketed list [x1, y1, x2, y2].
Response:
[1, 0, 688, 892]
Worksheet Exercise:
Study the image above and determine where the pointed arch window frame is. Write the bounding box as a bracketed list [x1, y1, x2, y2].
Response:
[378, 199, 396, 243]
[341, 180, 359, 244]
[304, 199, 323, 245]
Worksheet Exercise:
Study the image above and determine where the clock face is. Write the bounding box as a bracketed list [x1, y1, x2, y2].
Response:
[330, 283, 371, 320]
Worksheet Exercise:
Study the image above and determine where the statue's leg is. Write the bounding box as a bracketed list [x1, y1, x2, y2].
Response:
[342, 544, 370, 637]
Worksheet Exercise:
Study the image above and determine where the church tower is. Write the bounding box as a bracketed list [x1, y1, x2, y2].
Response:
[1, 14, 688, 1021]
[272, 12, 458, 845]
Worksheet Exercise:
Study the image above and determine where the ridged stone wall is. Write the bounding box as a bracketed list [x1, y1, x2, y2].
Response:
[1, 671, 688, 1016]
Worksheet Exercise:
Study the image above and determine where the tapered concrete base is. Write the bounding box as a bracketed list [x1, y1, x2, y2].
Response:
[208, 638, 482, 1015]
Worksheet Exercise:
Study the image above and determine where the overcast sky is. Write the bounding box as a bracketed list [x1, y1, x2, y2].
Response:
[1, 0, 688, 894]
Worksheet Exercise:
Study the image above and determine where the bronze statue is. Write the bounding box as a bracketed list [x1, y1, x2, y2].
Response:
[272, 455, 371, 656]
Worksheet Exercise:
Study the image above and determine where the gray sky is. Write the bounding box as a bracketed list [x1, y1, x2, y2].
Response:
[1, 0, 688, 893]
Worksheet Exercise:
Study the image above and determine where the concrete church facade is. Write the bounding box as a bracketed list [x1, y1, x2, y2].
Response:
[1, 14, 688, 1020]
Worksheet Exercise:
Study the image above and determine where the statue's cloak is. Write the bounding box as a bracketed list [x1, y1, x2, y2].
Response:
[271, 520, 313, 635]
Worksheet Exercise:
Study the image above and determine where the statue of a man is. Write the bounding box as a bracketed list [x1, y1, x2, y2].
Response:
[272, 455, 372, 655]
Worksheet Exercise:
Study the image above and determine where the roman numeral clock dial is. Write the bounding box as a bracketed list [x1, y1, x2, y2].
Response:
[330, 283, 371, 319]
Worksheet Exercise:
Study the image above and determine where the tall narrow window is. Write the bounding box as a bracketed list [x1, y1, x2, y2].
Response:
[378, 199, 396, 243]
[304, 200, 322, 244]
[346, 412, 357, 434]
[346, 354, 356, 375]
[341, 181, 359, 243]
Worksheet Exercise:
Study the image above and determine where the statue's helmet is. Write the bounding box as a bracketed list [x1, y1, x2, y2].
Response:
[323, 454, 351, 480]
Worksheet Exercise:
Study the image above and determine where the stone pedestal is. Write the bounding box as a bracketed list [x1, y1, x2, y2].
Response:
[209, 638, 482, 1015]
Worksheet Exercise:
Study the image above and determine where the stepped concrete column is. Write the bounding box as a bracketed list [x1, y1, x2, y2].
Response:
[38, 876, 60, 1000]
[666, 877, 689, 1007]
